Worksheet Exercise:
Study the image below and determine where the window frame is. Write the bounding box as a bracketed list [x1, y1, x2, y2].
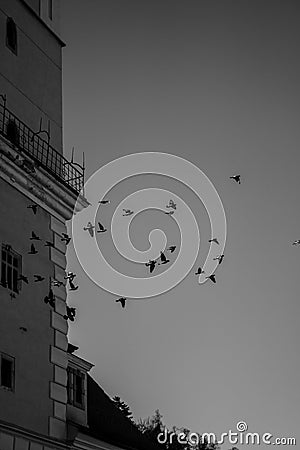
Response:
[0, 353, 15, 392]
[1, 244, 22, 293]
[48, 0, 53, 20]
[6, 17, 18, 55]
[67, 366, 85, 410]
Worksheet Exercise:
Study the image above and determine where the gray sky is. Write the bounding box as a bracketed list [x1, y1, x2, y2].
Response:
[61, 1, 300, 447]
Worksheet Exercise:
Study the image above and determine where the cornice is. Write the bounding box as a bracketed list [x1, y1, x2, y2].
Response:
[0, 137, 90, 221]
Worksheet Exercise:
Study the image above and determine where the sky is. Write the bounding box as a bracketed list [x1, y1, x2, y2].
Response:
[60, 1, 300, 448]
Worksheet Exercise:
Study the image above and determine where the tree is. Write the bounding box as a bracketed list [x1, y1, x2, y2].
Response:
[112, 395, 134, 422]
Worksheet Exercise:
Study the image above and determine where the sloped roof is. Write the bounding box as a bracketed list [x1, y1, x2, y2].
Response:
[79, 375, 160, 450]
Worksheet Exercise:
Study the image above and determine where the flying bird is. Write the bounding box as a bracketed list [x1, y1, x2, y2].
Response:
[51, 279, 64, 287]
[206, 274, 216, 283]
[97, 221, 107, 233]
[44, 241, 54, 247]
[63, 306, 76, 321]
[64, 272, 76, 282]
[61, 233, 71, 245]
[27, 204, 38, 214]
[44, 289, 55, 308]
[209, 238, 219, 245]
[213, 254, 224, 265]
[17, 275, 28, 284]
[195, 267, 205, 275]
[166, 199, 177, 210]
[123, 209, 134, 216]
[159, 251, 170, 265]
[230, 175, 241, 184]
[167, 245, 176, 253]
[28, 244, 38, 254]
[145, 259, 157, 273]
[83, 221, 95, 237]
[98, 200, 110, 204]
[19, 326, 27, 332]
[34, 275, 45, 282]
[116, 297, 126, 308]
[30, 231, 40, 240]
[292, 240, 300, 246]
[164, 210, 174, 215]
[69, 279, 78, 291]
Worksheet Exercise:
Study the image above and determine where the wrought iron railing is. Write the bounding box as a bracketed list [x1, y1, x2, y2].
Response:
[0, 95, 84, 194]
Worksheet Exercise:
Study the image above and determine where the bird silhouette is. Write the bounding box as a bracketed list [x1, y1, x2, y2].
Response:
[206, 274, 216, 283]
[44, 289, 55, 308]
[97, 221, 107, 233]
[27, 204, 37, 214]
[209, 238, 219, 245]
[230, 175, 241, 184]
[28, 244, 38, 254]
[51, 279, 64, 287]
[44, 241, 54, 247]
[30, 231, 40, 240]
[167, 245, 176, 253]
[116, 297, 126, 308]
[18, 275, 28, 284]
[164, 211, 174, 215]
[213, 254, 224, 264]
[19, 326, 27, 332]
[63, 306, 76, 321]
[159, 251, 170, 265]
[122, 209, 134, 216]
[69, 279, 78, 291]
[64, 272, 76, 282]
[34, 275, 45, 282]
[83, 221, 95, 237]
[98, 200, 110, 204]
[61, 233, 71, 245]
[166, 199, 177, 210]
[292, 240, 300, 246]
[195, 267, 205, 275]
[145, 259, 157, 273]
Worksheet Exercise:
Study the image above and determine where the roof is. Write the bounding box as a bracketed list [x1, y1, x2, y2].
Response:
[78, 375, 160, 450]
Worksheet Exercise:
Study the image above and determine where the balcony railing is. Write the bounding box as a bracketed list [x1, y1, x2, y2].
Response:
[0, 96, 84, 194]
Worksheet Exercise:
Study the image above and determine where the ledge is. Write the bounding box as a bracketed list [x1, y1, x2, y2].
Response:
[0, 138, 89, 222]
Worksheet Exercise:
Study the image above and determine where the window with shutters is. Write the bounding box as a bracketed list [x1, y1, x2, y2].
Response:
[67, 366, 85, 409]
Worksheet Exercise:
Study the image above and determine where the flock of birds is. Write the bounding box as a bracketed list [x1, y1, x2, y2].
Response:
[0, 203, 78, 324]
[5, 172, 300, 316]
[80, 174, 245, 308]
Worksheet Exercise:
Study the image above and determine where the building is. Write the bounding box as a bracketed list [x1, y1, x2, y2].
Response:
[0, 2, 159, 450]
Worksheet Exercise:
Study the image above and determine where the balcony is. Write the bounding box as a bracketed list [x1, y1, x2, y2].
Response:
[0, 96, 84, 195]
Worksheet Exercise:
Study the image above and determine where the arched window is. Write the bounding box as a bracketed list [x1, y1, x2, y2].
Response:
[6, 18, 17, 54]
[6, 119, 19, 146]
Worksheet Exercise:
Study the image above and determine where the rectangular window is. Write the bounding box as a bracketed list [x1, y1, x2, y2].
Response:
[48, 0, 53, 20]
[0, 353, 15, 391]
[67, 366, 85, 409]
[1, 245, 22, 293]
[6, 17, 18, 55]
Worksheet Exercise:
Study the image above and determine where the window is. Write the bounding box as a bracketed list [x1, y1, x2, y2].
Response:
[6, 119, 19, 147]
[48, 0, 53, 20]
[67, 366, 85, 409]
[0, 353, 15, 391]
[6, 18, 17, 54]
[1, 245, 22, 293]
